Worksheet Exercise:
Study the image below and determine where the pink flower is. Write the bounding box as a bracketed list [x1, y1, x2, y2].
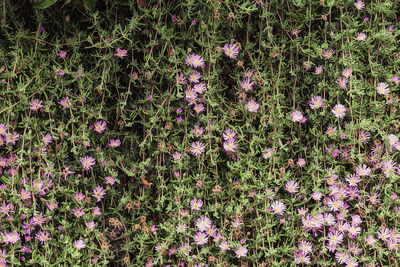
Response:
[109, 139, 121, 147]
[291, 110, 304, 122]
[354, 0, 365, 10]
[93, 120, 107, 133]
[172, 151, 181, 161]
[223, 138, 237, 152]
[355, 33, 366, 41]
[235, 246, 248, 258]
[188, 70, 201, 83]
[105, 176, 116, 185]
[190, 141, 205, 156]
[342, 68, 352, 78]
[271, 200, 286, 215]
[219, 241, 231, 251]
[285, 180, 299, 193]
[222, 43, 240, 59]
[290, 28, 301, 37]
[190, 199, 203, 211]
[80, 155, 96, 171]
[240, 78, 254, 92]
[175, 72, 186, 85]
[115, 48, 127, 58]
[308, 96, 324, 109]
[185, 54, 205, 68]
[377, 82, 390, 95]
[336, 77, 348, 90]
[196, 216, 211, 232]
[322, 49, 335, 60]
[356, 164, 371, 177]
[57, 51, 67, 59]
[392, 75, 400, 86]
[29, 99, 44, 111]
[73, 239, 85, 250]
[193, 232, 208, 245]
[56, 70, 66, 76]
[193, 83, 206, 94]
[35, 231, 50, 245]
[246, 100, 260, 112]
[92, 186, 105, 202]
[59, 96, 72, 109]
[193, 104, 204, 114]
[0, 124, 7, 136]
[315, 65, 323, 75]
[332, 104, 346, 119]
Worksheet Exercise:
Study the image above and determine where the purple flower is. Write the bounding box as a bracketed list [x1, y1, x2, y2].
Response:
[41, 133, 52, 146]
[342, 68, 352, 78]
[322, 49, 335, 60]
[290, 28, 301, 37]
[336, 77, 348, 90]
[240, 78, 254, 92]
[196, 216, 211, 231]
[80, 155, 96, 171]
[190, 198, 203, 211]
[355, 33, 366, 41]
[194, 232, 208, 245]
[185, 54, 205, 68]
[308, 96, 324, 109]
[109, 139, 121, 147]
[29, 99, 44, 111]
[285, 180, 299, 193]
[332, 104, 346, 119]
[291, 110, 304, 122]
[35, 231, 50, 245]
[377, 82, 390, 95]
[71, 208, 85, 218]
[189, 70, 201, 83]
[354, 0, 365, 10]
[219, 241, 230, 251]
[93, 120, 107, 133]
[46, 202, 58, 211]
[222, 43, 240, 59]
[57, 51, 67, 59]
[56, 70, 66, 76]
[92, 206, 102, 216]
[74, 192, 85, 203]
[193, 83, 206, 94]
[175, 72, 186, 85]
[0, 124, 7, 136]
[315, 65, 323, 75]
[246, 100, 260, 112]
[190, 141, 205, 156]
[193, 103, 204, 114]
[105, 176, 116, 185]
[235, 246, 248, 258]
[223, 138, 237, 152]
[58, 96, 72, 109]
[392, 75, 400, 86]
[86, 221, 95, 230]
[2, 232, 20, 244]
[73, 239, 85, 250]
[92, 186, 106, 202]
[271, 200, 286, 215]
[5, 132, 19, 145]
[115, 48, 127, 58]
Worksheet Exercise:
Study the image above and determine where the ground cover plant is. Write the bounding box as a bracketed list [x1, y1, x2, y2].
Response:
[0, 0, 400, 266]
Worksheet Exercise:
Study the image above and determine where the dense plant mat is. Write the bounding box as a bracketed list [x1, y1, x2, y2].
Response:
[0, 0, 400, 266]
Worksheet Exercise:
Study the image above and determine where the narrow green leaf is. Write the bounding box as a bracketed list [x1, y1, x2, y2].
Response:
[34, 0, 59, 9]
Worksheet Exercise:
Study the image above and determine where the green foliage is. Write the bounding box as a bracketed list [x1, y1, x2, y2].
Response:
[0, 0, 400, 266]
